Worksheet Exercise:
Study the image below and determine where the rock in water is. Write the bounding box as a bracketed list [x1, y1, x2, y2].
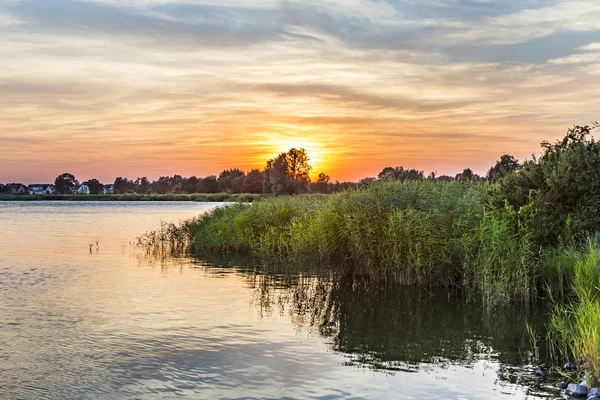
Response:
[565, 383, 588, 397]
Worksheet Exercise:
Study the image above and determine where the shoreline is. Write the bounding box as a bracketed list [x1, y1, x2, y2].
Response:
[0, 193, 264, 202]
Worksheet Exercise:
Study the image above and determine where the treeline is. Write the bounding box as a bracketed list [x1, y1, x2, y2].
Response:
[109, 148, 360, 195]
[109, 169, 358, 195]
[3, 144, 526, 196]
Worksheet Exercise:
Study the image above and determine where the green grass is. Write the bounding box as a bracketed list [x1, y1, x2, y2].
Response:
[141, 180, 582, 305]
[0, 193, 264, 202]
[546, 242, 600, 386]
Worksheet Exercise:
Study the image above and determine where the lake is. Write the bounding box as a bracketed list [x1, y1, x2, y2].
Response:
[0, 202, 558, 399]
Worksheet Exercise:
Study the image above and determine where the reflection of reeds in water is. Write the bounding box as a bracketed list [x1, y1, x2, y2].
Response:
[132, 245, 551, 393]
[243, 271, 547, 374]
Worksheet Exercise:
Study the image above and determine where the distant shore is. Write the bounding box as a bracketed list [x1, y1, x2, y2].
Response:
[0, 193, 264, 202]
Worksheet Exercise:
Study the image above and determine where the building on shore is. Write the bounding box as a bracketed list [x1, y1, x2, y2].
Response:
[103, 184, 114, 194]
[28, 184, 54, 195]
[5, 183, 28, 194]
[77, 184, 90, 195]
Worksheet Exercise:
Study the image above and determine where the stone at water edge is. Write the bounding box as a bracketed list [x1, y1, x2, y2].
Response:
[565, 362, 578, 371]
[556, 381, 568, 389]
[565, 383, 588, 397]
[535, 369, 545, 377]
[588, 397, 600, 400]
[589, 388, 600, 397]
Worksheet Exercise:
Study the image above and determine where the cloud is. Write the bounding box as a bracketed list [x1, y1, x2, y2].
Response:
[548, 41, 600, 64]
[1, 0, 600, 181]
[433, 1, 600, 45]
[0, 11, 21, 24]
[579, 42, 600, 51]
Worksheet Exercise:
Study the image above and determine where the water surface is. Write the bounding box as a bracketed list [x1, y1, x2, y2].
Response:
[0, 202, 557, 399]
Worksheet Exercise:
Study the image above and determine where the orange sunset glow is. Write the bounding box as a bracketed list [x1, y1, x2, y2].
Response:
[1, 1, 600, 184]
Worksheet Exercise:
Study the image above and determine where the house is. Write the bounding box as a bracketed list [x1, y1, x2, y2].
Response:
[28, 184, 54, 195]
[103, 184, 114, 194]
[77, 183, 90, 195]
[6, 183, 27, 194]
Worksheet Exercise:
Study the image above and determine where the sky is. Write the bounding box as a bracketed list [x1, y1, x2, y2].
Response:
[1, 0, 600, 183]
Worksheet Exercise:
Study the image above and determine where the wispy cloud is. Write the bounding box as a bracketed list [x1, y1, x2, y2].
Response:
[0, 10, 21, 24]
[0, 0, 599, 182]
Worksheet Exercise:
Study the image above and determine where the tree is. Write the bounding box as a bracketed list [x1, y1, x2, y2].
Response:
[54, 173, 79, 194]
[180, 176, 199, 194]
[218, 168, 245, 193]
[84, 179, 104, 195]
[455, 168, 478, 181]
[264, 154, 291, 196]
[264, 148, 312, 195]
[199, 175, 219, 193]
[313, 173, 331, 193]
[286, 148, 312, 181]
[317, 173, 330, 184]
[378, 166, 424, 181]
[378, 167, 397, 180]
[113, 177, 135, 194]
[492, 124, 600, 246]
[243, 169, 264, 194]
[135, 177, 151, 194]
[487, 154, 521, 183]
[152, 175, 183, 194]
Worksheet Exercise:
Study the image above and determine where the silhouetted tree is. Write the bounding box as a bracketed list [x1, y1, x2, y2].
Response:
[286, 148, 312, 181]
[487, 154, 521, 183]
[218, 168, 245, 193]
[313, 173, 331, 193]
[180, 176, 200, 194]
[152, 175, 182, 194]
[265, 154, 291, 196]
[317, 173, 330, 184]
[455, 168, 479, 181]
[378, 166, 424, 181]
[243, 169, 264, 194]
[113, 177, 135, 194]
[199, 175, 219, 193]
[54, 173, 79, 194]
[84, 179, 104, 195]
[135, 177, 151, 194]
[264, 148, 312, 195]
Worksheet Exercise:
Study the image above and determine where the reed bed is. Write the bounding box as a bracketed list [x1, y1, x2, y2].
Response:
[140, 180, 583, 305]
[546, 242, 600, 386]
